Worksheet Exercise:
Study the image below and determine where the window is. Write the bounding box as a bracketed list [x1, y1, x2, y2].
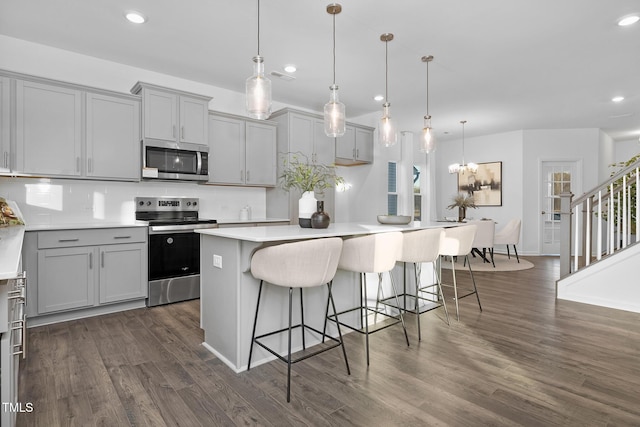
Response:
[387, 162, 398, 215]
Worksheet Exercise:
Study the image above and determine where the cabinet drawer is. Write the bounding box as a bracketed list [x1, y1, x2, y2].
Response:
[37, 227, 147, 249]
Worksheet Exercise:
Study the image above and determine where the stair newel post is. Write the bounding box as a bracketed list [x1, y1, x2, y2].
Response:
[559, 191, 574, 282]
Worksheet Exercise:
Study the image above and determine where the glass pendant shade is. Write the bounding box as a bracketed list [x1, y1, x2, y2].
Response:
[379, 103, 398, 147]
[246, 56, 272, 120]
[324, 84, 346, 137]
[448, 120, 477, 174]
[420, 116, 436, 153]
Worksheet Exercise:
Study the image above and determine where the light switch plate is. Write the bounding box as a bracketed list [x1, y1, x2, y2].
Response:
[213, 254, 222, 268]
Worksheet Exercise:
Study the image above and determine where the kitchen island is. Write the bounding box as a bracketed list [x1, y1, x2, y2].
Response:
[196, 221, 457, 372]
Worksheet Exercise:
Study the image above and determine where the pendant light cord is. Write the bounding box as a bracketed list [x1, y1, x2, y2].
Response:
[461, 120, 466, 165]
[425, 60, 429, 116]
[332, 12, 336, 85]
[385, 40, 389, 102]
[257, 0, 261, 55]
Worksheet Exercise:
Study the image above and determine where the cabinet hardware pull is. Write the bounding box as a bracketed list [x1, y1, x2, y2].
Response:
[114, 236, 131, 239]
[101, 251, 105, 268]
[58, 238, 80, 242]
[3, 151, 7, 168]
[76, 157, 80, 172]
[89, 252, 93, 269]
[356, 148, 359, 158]
[173, 125, 176, 138]
[181, 126, 184, 139]
[352, 148, 356, 158]
[88, 158, 92, 173]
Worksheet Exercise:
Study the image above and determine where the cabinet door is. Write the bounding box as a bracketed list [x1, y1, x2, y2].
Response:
[15, 80, 82, 176]
[313, 119, 336, 165]
[86, 93, 141, 180]
[355, 127, 374, 162]
[99, 243, 147, 304]
[245, 121, 277, 186]
[0, 77, 10, 173]
[208, 114, 245, 184]
[37, 247, 95, 313]
[335, 125, 356, 161]
[289, 113, 314, 160]
[143, 88, 178, 141]
[179, 96, 209, 145]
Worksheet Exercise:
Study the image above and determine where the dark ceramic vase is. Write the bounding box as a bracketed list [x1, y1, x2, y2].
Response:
[311, 201, 331, 229]
[458, 206, 466, 222]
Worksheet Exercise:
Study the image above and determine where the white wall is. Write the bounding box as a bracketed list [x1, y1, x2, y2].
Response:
[614, 137, 640, 164]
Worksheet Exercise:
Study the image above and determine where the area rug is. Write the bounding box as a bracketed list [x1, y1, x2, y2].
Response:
[441, 253, 534, 272]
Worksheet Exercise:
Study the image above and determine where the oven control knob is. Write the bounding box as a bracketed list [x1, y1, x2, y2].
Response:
[186, 201, 191, 206]
[193, 201, 198, 206]
[146, 201, 152, 206]
[139, 201, 144, 206]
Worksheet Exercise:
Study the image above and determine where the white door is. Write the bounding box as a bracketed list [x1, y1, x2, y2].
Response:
[541, 161, 578, 254]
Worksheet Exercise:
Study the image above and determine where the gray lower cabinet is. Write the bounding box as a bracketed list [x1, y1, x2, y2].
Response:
[25, 227, 147, 320]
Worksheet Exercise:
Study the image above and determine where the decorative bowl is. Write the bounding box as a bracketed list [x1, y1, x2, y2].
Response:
[377, 215, 412, 225]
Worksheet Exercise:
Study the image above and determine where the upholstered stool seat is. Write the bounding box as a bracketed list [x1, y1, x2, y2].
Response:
[247, 237, 349, 402]
[325, 231, 409, 366]
[382, 228, 449, 341]
[439, 225, 482, 320]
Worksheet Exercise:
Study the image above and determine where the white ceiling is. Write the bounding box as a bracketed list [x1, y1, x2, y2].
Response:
[1, 0, 639, 142]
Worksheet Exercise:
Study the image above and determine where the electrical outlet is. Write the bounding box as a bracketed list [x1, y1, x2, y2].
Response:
[213, 254, 222, 268]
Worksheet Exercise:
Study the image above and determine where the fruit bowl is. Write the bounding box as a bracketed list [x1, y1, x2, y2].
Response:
[377, 215, 412, 225]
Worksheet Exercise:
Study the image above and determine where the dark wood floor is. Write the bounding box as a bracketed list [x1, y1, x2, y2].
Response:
[17, 257, 640, 426]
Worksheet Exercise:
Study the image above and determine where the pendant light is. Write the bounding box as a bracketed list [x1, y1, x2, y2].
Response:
[324, 3, 346, 137]
[420, 55, 436, 153]
[448, 120, 478, 174]
[379, 33, 398, 147]
[246, 0, 272, 120]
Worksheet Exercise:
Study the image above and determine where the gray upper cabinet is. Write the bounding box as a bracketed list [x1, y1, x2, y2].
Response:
[15, 80, 83, 176]
[86, 93, 141, 180]
[335, 124, 374, 165]
[208, 111, 276, 186]
[0, 77, 10, 173]
[132, 82, 211, 146]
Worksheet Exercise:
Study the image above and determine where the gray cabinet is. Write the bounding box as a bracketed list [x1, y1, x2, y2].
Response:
[25, 227, 147, 318]
[335, 124, 374, 165]
[3, 71, 141, 180]
[267, 108, 338, 223]
[208, 112, 277, 186]
[0, 77, 10, 173]
[86, 93, 141, 180]
[132, 82, 211, 146]
[15, 80, 83, 176]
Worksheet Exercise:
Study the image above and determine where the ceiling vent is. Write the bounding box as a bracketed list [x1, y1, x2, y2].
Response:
[270, 71, 296, 81]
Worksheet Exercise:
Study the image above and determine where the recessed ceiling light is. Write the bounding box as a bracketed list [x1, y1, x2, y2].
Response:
[125, 11, 147, 24]
[284, 65, 297, 73]
[617, 15, 639, 26]
[612, 96, 625, 102]
[373, 95, 384, 102]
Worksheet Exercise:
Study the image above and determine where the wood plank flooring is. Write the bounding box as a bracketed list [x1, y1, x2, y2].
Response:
[17, 257, 640, 426]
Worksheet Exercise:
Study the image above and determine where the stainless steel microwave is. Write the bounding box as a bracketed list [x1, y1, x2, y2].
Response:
[142, 139, 209, 181]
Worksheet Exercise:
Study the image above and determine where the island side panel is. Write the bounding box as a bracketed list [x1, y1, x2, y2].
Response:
[200, 234, 243, 370]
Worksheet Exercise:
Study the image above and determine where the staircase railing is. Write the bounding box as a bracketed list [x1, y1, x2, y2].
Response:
[559, 157, 640, 279]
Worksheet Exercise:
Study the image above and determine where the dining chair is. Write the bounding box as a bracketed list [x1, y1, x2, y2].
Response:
[494, 219, 522, 262]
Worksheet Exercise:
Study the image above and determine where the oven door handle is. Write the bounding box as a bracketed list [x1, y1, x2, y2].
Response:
[149, 224, 219, 234]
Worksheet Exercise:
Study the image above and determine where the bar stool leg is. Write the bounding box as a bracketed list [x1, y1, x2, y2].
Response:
[450, 256, 460, 321]
[327, 281, 350, 375]
[247, 280, 264, 371]
[362, 272, 371, 366]
[434, 264, 450, 325]
[388, 271, 410, 347]
[286, 287, 293, 402]
[299, 288, 306, 350]
[466, 258, 483, 311]
[414, 263, 422, 341]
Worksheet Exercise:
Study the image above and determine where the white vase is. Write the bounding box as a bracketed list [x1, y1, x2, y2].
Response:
[298, 191, 317, 228]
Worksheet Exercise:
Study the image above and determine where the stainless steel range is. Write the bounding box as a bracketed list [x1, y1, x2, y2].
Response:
[135, 196, 218, 307]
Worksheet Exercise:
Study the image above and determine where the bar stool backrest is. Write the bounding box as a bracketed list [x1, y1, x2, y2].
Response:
[338, 232, 403, 274]
[439, 225, 477, 257]
[251, 237, 343, 288]
[398, 228, 444, 263]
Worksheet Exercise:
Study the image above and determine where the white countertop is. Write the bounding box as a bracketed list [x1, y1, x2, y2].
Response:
[196, 221, 460, 242]
[216, 218, 290, 225]
[0, 226, 25, 280]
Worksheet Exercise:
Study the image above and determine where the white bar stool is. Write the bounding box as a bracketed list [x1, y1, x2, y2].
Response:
[325, 231, 409, 366]
[247, 237, 350, 403]
[386, 228, 449, 341]
[439, 225, 482, 320]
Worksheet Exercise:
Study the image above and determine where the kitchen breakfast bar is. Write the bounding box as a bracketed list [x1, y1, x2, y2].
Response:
[196, 221, 455, 373]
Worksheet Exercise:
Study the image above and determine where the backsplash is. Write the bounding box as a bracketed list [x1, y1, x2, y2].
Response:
[0, 177, 268, 225]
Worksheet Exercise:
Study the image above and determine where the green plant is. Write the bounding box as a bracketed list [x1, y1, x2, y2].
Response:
[447, 193, 477, 210]
[279, 153, 344, 196]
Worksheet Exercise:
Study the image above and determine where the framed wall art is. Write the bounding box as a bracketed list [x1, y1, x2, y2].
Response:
[457, 161, 502, 206]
